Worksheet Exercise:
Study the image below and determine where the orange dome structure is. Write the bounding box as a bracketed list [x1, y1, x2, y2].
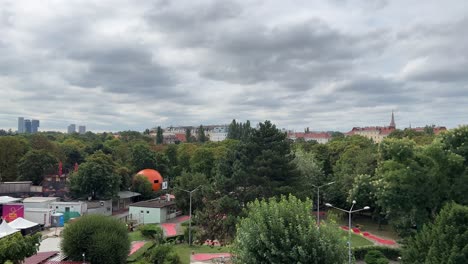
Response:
[135, 169, 164, 191]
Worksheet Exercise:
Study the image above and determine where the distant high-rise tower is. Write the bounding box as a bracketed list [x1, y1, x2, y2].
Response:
[67, 124, 76, 134]
[78, 125, 86, 134]
[18, 117, 25, 133]
[24, 119, 32, 133]
[31, 120, 40, 133]
[389, 111, 396, 128]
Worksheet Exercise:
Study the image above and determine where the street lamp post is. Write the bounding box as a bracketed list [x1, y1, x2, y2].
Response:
[326, 200, 370, 264]
[311, 181, 335, 227]
[175, 185, 202, 246]
[82, 253, 85, 264]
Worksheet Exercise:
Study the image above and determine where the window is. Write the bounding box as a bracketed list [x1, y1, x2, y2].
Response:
[140, 210, 143, 213]
[154, 180, 159, 183]
[146, 211, 149, 214]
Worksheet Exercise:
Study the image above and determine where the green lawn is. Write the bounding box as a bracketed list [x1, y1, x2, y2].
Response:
[173, 245, 230, 264]
[129, 230, 145, 242]
[349, 232, 374, 247]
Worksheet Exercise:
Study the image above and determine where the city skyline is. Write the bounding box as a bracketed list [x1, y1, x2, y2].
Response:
[0, 1, 467, 132]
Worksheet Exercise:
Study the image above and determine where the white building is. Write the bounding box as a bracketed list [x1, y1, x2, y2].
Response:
[50, 201, 87, 215]
[22, 197, 60, 209]
[129, 198, 177, 224]
[206, 126, 228, 142]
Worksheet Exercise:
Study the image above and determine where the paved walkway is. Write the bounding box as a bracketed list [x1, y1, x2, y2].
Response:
[340, 226, 397, 246]
[191, 253, 231, 263]
[129, 241, 146, 256]
[161, 215, 190, 237]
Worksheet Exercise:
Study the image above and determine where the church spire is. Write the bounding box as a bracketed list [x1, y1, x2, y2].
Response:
[389, 110, 396, 128]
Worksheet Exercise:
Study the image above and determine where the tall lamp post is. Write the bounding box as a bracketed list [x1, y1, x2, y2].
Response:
[326, 200, 370, 264]
[175, 185, 202, 246]
[311, 181, 335, 227]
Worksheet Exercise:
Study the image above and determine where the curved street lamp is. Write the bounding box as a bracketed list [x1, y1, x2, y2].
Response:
[311, 181, 335, 227]
[326, 200, 370, 264]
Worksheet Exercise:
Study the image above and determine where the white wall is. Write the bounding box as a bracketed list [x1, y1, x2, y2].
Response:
[50, 202, 87, 214]
[129, 206, 163, 224]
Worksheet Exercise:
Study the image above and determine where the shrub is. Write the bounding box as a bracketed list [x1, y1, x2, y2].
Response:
[354, 246, 401, 261]
[146, 244, 181, 264]
[139, 225, 164, 243]
[62, 214, 130, 264]
[233, 195, 347, 264]
[365, 250, 389, 264]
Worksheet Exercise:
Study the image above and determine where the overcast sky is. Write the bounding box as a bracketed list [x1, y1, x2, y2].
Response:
[1, 0, 467, 132]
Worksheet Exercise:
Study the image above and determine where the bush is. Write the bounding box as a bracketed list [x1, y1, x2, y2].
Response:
[139, 225, 164, 243]
[354, 246, 401, 261]
[365, 250, 389, 264]
[146, 244, 181, 264]
[62, 214, 130, 264]
[233, 195, 347, 264]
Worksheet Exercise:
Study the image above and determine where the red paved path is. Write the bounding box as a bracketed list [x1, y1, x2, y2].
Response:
[192, 253, 231, 261]
[161, 223, 177, 236]
[340, 226, 396, 245]
[129, 241, 146, 255]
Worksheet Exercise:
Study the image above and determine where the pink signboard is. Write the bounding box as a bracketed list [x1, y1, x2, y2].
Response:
[2, 204, 24, 222]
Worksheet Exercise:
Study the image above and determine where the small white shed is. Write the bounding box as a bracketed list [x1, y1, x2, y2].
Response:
[129, 198, 177, 224]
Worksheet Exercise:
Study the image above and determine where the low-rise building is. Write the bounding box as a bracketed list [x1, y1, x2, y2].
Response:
[288, 132, 332, 144]
[129, 197, 177, 224]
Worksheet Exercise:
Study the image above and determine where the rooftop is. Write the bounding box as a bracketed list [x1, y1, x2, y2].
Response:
[130, 198, 175, 209]
[23, 197, 59, 203]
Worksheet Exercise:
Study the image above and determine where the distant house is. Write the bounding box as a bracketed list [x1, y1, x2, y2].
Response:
[346, 111, 397, 143]
[288, 132, 332, 144]
[129, 197, 177, 224]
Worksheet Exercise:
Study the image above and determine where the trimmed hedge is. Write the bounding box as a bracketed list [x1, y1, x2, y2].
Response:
[354, 246, 401, 261]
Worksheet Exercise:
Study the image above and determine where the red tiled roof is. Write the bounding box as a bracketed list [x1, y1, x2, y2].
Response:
[288, 132, 331, 139]
[174, 133, 186, 142]
[24, 251, 59, 264]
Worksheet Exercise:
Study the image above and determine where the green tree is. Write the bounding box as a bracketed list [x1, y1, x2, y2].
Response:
[173, 172, 209, 213]
[61, 214, 130, 264]
[293, 148, 329, 200]
[116, 166, 132, 190]
[131, 143, 157, 171]
[17, 149, 58, 184]
[69, 151, 120, 199]
[217, 120, 298, 206]
[197, 125, 207, 143]
[185, 128, 192, 143]
[156, 126, 164, 145]
[190, 148, 215, 178]
[373, 138, 466, 236]
[133, 174, 154, 200]
[233, 195, 347, 264]
[30, 134, 57, 153]
[403, 202, 468, 264]
[0, 137, 28, 181]
[59, 140, 85, 172]
[0, 232, 41, 264]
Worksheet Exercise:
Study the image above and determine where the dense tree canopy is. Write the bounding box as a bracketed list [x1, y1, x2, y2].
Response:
[69, 151, 120, 199]
[0, 232, 41, 264]
[62, 214, 130, 264]
[233, 195, 347, 264]
[403, 202, 468, 263]
[17, 149, 58, 184]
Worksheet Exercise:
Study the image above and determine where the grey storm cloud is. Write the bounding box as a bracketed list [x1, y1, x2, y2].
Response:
[0, 0, 467, 132]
